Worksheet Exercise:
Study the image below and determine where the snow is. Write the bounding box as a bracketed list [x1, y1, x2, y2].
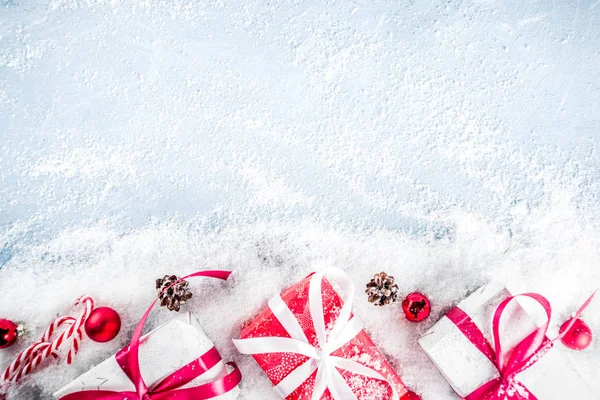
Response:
[1, 0, 599, 399]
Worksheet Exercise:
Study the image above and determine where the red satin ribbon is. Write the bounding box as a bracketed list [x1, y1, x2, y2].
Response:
[60, 270, 242, 400]
[446, 290, 596, 400]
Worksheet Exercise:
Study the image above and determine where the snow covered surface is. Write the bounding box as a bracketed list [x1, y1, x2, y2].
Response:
[1, 0, 599, 399]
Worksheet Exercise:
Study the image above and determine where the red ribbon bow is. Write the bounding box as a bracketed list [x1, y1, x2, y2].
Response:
[446, 290, 595, 400]
[60, 270, 242, 400]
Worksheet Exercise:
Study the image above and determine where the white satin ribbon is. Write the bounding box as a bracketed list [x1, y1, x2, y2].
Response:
[233, 267, 399, 400]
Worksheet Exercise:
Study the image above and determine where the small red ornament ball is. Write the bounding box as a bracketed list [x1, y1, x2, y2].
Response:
[401, 391, 422, 400]
[559, 317, 593, 351]
[0, 319, 19, 349]
[84, 307, 121, 343]
[402, 292, 431, 322]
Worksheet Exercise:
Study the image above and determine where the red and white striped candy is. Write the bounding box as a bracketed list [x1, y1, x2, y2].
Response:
[0, 295, 95, 387]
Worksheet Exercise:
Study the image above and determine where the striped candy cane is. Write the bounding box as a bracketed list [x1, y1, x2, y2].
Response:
[0, 296, 95, 386]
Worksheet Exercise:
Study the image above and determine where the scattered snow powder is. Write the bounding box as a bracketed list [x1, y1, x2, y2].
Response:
[1, 0, 599, 399]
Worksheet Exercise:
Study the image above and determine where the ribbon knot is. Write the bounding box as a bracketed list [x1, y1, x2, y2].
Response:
[484, 373, 530, 400]
[318, 343, 332, 358]
[234, 267, 400, 400]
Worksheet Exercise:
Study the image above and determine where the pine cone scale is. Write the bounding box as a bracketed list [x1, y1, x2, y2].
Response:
[156, 274, 194, 312]
[365, 272, 399, 306]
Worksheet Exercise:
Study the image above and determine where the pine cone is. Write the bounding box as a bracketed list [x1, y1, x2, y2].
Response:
[365, 272, 399, 306]
[156, 275, 193, 312]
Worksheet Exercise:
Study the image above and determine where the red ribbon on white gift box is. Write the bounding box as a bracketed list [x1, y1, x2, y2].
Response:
[59, 270, 242, 400]
[233, 267, 400, 400]
[446, 291, 596, 400]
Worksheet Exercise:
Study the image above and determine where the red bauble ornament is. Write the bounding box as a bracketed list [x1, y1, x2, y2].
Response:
[84, 307, 121, 343]
[401, 391, 422, 400]
[0, 319, 20, 349]
[559, 317, 593, 351]
[402, 292, 431, 322]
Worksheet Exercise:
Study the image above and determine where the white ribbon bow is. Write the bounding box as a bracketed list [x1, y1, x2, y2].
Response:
[233, 268, 399, 400]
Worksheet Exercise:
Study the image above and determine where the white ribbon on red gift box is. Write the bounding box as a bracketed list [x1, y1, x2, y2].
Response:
[233, 267, 399, 400]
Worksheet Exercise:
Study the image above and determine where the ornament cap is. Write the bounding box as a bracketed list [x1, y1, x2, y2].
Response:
[16, 323, 26, 337]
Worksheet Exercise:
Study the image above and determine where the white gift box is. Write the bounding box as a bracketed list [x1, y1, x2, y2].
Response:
[54, 312, 240, 399]
[418, 281, 599, 399]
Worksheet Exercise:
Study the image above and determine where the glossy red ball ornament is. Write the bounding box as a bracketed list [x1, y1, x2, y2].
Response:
[559, 317, 593, 351]
[402, 292, 431, 322]
[84, 307, 121, 343]
[0, 319, 20, 349]
[400, 391, 422, 400]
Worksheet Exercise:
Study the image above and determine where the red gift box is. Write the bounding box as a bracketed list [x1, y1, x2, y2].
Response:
[235, 269, 412, 400]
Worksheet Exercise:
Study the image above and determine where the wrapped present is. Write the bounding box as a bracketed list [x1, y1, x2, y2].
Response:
[233, 268, 413, 400]
[418, 281, 599, 400]
[55, 270, 242, 400]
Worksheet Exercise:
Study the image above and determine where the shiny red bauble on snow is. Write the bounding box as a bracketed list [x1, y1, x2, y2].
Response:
[0, 319, 20, 349]
[559, 317, 593, 351]
[402, 292, 431, 322]
[84, 307, 121, 343]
